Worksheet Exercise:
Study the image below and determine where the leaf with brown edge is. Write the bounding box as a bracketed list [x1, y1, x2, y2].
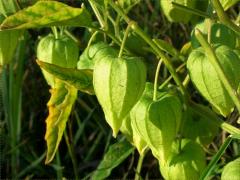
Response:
[45, 80, 77, 164]
[0, 1, 92, 30]
[37, 60, 94, 95]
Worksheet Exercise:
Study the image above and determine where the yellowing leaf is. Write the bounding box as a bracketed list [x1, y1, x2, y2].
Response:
[45, 80, 77, 164]
[37, 60, 94, 95]
[0, 1, 92, 30]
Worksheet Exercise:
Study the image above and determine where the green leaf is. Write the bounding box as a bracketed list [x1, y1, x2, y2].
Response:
[153, 38, 179, 58]
[91, 139, 134, 180]
[45, 80, 77, 164]
[37, 60, 94, 95]
[0, 1, 92, 30]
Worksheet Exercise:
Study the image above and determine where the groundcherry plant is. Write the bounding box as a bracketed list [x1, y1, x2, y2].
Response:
[0, 0, 240, 179]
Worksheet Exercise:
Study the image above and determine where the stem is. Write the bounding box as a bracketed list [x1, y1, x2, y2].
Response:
[109, 1, 187, 98]
[134, 152, 146, 180]
[159, 63, 186, 89]
[87, 31, 99, 49]
[118, 23, 132, 58]
[153, 59, 162, 101]
[195, 29, 240, 114]
[211, 0, 240, 36]
[200, 136, 232, 180]
[172, 2, 212, 19]
[206, 19, 213, 43]
[63, 131, 79, 180]
[64, 30, 81, 46]
[88, 0, 105, 28]
[51, 27, 59, 39]
[55, 151, 63, 180]
[90, 27, 133, 55]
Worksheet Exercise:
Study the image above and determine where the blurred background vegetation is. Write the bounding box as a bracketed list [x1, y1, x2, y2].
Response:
[0, 0, 239, 179]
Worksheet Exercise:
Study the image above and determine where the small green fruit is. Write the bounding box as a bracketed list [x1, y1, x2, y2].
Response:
[77, 42, 118, 70]
[121, 115, 148, 155]
[187, 45, 240, 116]
[160, 0, 196, 23]
[131, 83, 182, 162]
[160, 139, 206, 180]
[93, 55, 146, 137]
[37, 33, 79, 87]
[221, 157, 240, 180]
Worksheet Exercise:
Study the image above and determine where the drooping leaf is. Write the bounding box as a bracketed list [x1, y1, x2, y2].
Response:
[0, 1, 92, 30]
[37, 60, 94, 95]
[91, 139, 134, 180]
[45, 80, 77, 164]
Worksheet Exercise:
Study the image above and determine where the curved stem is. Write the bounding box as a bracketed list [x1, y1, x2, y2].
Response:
[118, 23, 131, 57]
[153, 59, 162, 101]
[195, 29, 240, 114]
[211, 0, 240, 36]
[87, 31, 99, 49]
[109, 1, 187, 99]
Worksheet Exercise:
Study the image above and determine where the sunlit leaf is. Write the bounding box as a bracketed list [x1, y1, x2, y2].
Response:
[0, 1, 92, 30]
[45, 80, 77, 164]
[37, 60, 94, 95]
[91, 139, 134, 180]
